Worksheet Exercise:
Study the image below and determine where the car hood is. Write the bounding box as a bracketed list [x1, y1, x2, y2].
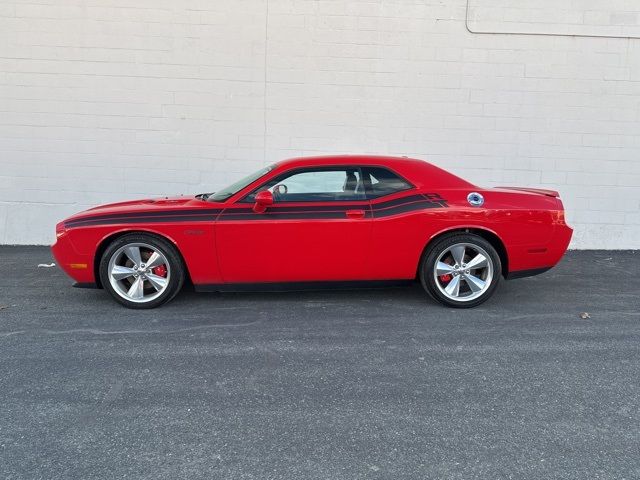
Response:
[85, 196, 194, 212]
[64, 196, 224, 224]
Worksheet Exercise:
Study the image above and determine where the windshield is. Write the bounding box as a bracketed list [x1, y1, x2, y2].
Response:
[208, 165, 273, 202]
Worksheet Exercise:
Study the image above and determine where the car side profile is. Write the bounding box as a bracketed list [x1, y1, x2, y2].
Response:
[52, 155, 573, 309]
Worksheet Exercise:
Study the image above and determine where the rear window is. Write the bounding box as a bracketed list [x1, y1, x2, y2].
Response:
[362, 167, 413, 198]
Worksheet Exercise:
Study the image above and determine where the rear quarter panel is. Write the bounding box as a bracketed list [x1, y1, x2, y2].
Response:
[366, 187, 568, 279]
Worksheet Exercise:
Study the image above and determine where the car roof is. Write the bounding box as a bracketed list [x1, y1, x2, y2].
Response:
[275, 154, 422, 168]
[272, 155, 474, 189]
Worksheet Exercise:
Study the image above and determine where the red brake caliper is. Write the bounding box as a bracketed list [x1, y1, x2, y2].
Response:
[439, 260, 453, 283]
[439, 274, 452, 283]
[152, 265, 167, 277]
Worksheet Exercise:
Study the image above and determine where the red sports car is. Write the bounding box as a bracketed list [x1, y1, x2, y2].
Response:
[52, 155, 572, 309]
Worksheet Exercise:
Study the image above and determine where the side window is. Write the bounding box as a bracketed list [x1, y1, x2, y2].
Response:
[244, 168, 366, 202]
[363, 167, 413, 199]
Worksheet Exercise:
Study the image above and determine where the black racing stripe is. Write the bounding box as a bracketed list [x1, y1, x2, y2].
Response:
[218, 209, 253, 216]
[66, 214, 218, 228]
[220, 195, 429, 218]
[372, 198, 434, 212]
[370, 194, 427, 210]
[64, 194, 448, 227]
[219, 211, 369, 221]
[220, 205, 368, 215]
[66, 210, 222, 227]
[257, 204, 369, 213]
[65, 208, 223, 226]
[372, 200, 445, 218]
[235, 202, 370, 212]
[233, 194, 428, 212]
[219, 198, 444, 221]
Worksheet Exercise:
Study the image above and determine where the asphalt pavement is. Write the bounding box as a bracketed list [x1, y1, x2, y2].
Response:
[0, 246, 638, 480]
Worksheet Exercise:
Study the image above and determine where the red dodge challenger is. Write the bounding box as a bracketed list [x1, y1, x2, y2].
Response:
[52, 155, 572, 309]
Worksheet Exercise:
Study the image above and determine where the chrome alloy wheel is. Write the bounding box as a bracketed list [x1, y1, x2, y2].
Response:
[107, 243, 171, 303]
[433, 242, 493, 302]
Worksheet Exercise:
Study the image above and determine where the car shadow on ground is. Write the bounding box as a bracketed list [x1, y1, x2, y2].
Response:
[1, 248, 636, 330]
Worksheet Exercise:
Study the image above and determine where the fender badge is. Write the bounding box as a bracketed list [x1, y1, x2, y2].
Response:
[467, 192, 484, 207]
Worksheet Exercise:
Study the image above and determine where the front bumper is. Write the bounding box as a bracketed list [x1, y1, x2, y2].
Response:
[51, 232, 95, 285]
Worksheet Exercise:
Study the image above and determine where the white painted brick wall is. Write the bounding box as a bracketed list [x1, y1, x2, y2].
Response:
[468, 0, 640, 37]
[1, 0, 639, 248]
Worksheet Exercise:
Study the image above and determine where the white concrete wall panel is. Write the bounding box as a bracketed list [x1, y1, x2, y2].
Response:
[1, 0, 639, 247]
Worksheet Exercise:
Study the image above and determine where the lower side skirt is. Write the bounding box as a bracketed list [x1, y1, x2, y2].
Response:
[194, 279, 415, 293]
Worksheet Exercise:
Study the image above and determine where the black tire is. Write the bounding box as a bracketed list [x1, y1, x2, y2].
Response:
[420, 233, 502, 308]
[99, 233, 185, 309]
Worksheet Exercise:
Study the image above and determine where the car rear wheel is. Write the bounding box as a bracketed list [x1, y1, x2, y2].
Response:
[99, 234, 185, 309]
[420, 233, 502, 308]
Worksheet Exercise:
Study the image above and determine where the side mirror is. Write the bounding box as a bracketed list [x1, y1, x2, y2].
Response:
[253, 190, 273, 213]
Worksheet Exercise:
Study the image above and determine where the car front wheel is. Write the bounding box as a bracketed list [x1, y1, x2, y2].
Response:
[420, 233, 502, 308]
[99, 234, 185, 309]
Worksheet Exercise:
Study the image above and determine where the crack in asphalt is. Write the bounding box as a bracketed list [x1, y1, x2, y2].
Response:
[0, 320, 263, 338]
[0, 330, 26, 338]
[1, 311, 640, 339]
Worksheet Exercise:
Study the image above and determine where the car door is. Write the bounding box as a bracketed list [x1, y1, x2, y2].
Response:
[215, 166, 373, 283]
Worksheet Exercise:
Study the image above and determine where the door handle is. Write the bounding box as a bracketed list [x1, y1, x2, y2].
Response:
[346, 209, 366, 219]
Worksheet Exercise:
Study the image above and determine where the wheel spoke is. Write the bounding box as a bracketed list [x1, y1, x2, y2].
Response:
[464, 274, 486, 293]
[124, 246, 142, 266]
[146, 251, 164, 269]
[146, 273, 167, 292]
[436, 262, 456, 276]
[466, 253, 488, 270]
[450, 245, 466, 266]
[445, 275, 461, 297]
[111, 265, 136, 281]
[127, 277, 145, 299]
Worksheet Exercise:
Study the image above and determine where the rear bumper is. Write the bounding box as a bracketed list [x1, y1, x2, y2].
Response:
[505, 267, 552, 280]
[546, 223, 573, 266]
[505, 222, 573, 279]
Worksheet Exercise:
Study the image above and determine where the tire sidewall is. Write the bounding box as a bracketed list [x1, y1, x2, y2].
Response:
[420, 234, 502, 308]
[99, 234, 185, 309]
